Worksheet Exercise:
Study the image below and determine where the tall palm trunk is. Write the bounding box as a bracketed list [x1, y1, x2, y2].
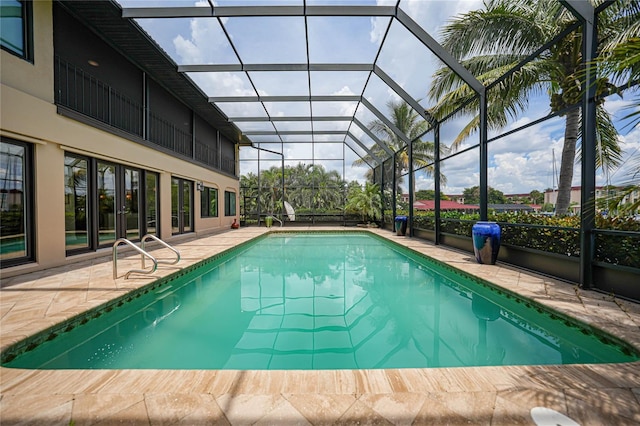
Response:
[556, 108, 581, 215]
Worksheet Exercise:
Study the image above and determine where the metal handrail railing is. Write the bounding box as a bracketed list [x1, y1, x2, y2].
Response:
[113, 238, 157, 279]
[140, 234, 181, 268]
[271, 215, 283, 227]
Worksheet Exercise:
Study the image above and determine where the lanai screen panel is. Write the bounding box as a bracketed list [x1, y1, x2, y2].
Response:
[120, 0, 478, 182]
[118, 0, 608, 202]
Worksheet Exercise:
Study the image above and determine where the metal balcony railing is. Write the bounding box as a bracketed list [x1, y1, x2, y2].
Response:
[55, 56, 143, 137]
[54, 57, 231, 175]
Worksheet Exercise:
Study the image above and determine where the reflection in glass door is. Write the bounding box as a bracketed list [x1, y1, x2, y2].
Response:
[0, 139, 33, 266]
[182, 179, 192, 233]
[64, 155, 89, 251]
[97, 162, 116, 245]
[123, 168, 140, 240]
[146, 173, 158, 236]
[64, 154, 156, 254]
[171, 177, 193, 235]
[97, 162, 141, 246]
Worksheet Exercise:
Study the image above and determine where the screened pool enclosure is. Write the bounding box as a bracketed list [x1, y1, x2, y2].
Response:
[118, 1, 639, 300]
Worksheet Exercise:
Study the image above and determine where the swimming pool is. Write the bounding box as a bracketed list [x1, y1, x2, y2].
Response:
[2, 232, 638, 370]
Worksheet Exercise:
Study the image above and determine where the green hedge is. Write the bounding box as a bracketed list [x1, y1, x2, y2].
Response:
[391, 210, 640, 268]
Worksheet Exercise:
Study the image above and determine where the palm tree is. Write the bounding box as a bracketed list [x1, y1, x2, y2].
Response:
[429, 0, 630, 215]
[353, 100, 447, 192]
[345, 182, 382, 223]
[241, 163, 347, 217]
[311, 166, 345, 211]
[259, 166, 283, 214]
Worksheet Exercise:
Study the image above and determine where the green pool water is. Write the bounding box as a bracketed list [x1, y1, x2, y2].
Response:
[3, 232, 638, 370]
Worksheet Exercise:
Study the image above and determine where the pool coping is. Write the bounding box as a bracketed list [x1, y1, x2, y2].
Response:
[2, 226, 640, 424]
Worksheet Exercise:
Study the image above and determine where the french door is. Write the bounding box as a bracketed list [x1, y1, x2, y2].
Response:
[171, 177, 192, 234]
[97, 161, 141, 245]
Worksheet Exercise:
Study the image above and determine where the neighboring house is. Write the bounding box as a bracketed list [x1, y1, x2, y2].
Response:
[1, 1, 243, 276]
[413, 200, 477, 212]
[544, 186, 582, 213]
[448, 194, 465, 204]
[544, 186, 640, 215]
[410, 197, 541, 213]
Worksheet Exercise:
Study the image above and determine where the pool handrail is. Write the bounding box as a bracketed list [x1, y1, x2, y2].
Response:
[113, 238, 158, 279]
[271, 215, 283, 227]
[140, 234, 181, 268]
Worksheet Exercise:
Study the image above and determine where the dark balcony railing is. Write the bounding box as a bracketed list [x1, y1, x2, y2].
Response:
[195, 137, 219, 169]
[222, 156, 235, 175]
[55, 57, 143, 137]
[148, 112, 193, 158]
[54, 57, 234, 174]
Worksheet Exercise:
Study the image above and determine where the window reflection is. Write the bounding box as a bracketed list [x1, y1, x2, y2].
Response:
[97, 162, 116, 245]
[146, 173, 158, 235]
[64, 155, 89, 250]
[0, 140, 27, 261]
[0, 0, 25, 57]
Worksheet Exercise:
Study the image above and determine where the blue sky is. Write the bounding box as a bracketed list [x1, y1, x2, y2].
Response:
[118, 0, 640, 196]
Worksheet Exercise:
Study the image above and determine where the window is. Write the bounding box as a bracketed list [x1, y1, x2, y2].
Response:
[224, 190, 236, 216]
[1, 138, 33, 267]
[64, 154, 90, 251]
[0, 0, 33, 61]
[201, 187, 218, 218]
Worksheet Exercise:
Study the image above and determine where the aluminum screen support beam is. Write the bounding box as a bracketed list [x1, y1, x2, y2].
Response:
[395, 8, 483, 95]
[209, 95, 362, 103]
[230, 116, 352, 122]
[345, 144, 377, 169]
[434, 123, 442, 245]
[179, 64, 375, 73]
[562, 0, 597, 289]
[479, 93, 488, 221]
[242, 130, 348, 136]
[352, 118, 395, 158]
[373, 65, 436, 126]
[561, 0, 596, 23]
[346, 131, 383, 165]
[123, 5, 396, 18]
[123, 7, 213, 18]
[360, 98, 411, 145]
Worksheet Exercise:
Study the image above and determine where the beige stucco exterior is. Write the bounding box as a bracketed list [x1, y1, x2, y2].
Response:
[0, 1, 239, 278]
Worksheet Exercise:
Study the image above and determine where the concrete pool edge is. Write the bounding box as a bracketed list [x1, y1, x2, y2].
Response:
[1, 227, 640, 424]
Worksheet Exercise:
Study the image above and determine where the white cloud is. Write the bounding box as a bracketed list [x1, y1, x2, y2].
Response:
[607, 123, 640, 186]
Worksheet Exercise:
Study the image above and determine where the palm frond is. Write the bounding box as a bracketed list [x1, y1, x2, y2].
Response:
[576, 105, 625, 170]
[440, 0, 562, 60]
